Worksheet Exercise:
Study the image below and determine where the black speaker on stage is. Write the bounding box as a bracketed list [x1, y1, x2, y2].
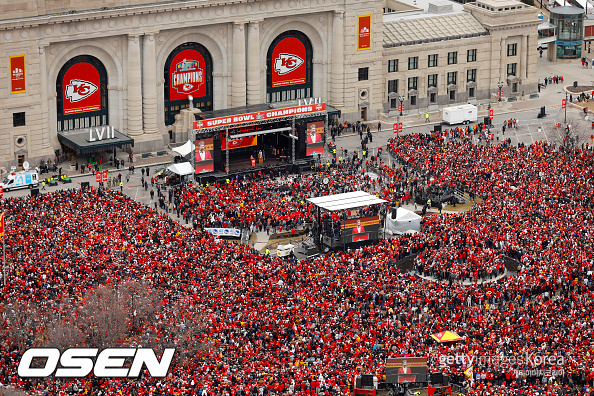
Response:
[81, 181, 89, 190]
[361, 375, 374, 388]
[391, 208, 397, 219]
[213, 136, 223, 172]
[431, 372, 443, 385]
[31, 188, 39, 197]
[442, 374, 449, 386]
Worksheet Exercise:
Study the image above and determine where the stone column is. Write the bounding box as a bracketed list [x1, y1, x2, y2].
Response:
[142, 33, 160, 134]
[127, 34, 143, 136]
[525, 35, 531, 79]
[246, 20, 261, 105]
[519, 35, 526, 81]
[232, 22, 247, 107]
[332, 11, 345, 107]
[500, 38, 506, 83]
[39, 45, 51, 149]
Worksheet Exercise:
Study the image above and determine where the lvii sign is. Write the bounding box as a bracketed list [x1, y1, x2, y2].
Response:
[89, 126, 116, 142]
[18, 348, 175, 378]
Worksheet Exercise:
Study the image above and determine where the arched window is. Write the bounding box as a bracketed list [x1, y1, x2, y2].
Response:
[164, 42, 213, 126]
[266, 30, 313, 103]
[56, 55, 108, 131]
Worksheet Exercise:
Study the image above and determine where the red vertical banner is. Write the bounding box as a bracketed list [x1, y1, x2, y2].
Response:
[62, 62, 102, 115]
[102, 170, 108, 182]
[96, 172, 101, 183]
[358, 15, 371, 51]
[562, 99, 566, 109]
[169, 49, 207, 101]
[0, 213, 4, 237]
[10, 55, 26, 94]
[489, 109, 494, 119]
[393, 124, 398, 133]
[398, 122, 403, 133]
[271, 36, 307, 87]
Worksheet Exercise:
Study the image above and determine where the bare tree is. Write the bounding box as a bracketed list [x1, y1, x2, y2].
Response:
[0, 386, 29, 396]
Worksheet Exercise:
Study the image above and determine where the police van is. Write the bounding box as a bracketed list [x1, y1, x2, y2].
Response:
[1, 169, 39, 192]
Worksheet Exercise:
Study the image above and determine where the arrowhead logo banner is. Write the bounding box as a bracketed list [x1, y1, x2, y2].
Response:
[65, 80, 98, 102]
[274, 54, 304, 75]
[0, 213, 4, 237]
[271, 36, 307, 87]
[62, 62, 102, 115]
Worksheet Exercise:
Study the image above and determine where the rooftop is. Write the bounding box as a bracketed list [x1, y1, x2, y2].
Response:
[383, 11, 488, 47]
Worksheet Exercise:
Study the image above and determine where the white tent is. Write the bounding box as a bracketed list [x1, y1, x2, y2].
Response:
[172, 140, 195, 157]
[166, 162, 194, 176]
[386, 207, 422, 234]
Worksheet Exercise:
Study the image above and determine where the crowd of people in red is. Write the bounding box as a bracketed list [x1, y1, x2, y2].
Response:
[0, 131, 594, 395]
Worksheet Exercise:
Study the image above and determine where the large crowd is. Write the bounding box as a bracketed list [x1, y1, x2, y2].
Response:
[1, 131, 594, 395]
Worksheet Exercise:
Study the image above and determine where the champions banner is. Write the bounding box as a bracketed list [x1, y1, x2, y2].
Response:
[194, 103, 326, 130]
[10, 55, 25, 94]
[358, 15, 371, 51]
[221, 134, 258, 150]
[169, 49, 206, 101]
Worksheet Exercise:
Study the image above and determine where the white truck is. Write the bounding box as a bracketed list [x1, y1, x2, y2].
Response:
[1, 170, 39, 192]
[442, 104, 478, 125]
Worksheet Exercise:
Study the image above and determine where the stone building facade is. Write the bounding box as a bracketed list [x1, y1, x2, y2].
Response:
[0, 0, 538, 170]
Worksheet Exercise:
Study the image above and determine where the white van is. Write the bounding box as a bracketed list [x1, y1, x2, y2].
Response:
[1, 170, 39, 192]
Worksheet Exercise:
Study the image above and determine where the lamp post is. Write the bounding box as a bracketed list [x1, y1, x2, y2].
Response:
[497, 81, 504, 102]
[398, 95, 405, 116]
[564, 90, 568, 124]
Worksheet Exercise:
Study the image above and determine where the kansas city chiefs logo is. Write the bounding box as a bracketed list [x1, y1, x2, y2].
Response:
[65, 79, 98, 102]
[274, 53, 304, 75]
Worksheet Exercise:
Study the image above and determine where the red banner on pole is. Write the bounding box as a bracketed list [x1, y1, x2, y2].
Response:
[562, 99, 566, 109]
[0, 186, 3, 198]
[102, 170, 108, 182]
[393, 124, 398, 133]
[489, 109, 494, 120]
[95, 172, 101, 183]
[10, 55, 26, 94]
[0, 213, 4, 237]
[398, 122, 403, 133]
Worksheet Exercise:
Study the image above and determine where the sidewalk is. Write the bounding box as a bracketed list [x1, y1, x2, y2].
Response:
[371, 54, 593, 129]
[52, 150, 175, 179]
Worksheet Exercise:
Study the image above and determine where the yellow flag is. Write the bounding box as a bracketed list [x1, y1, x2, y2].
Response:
[464, 366, 473, 378]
